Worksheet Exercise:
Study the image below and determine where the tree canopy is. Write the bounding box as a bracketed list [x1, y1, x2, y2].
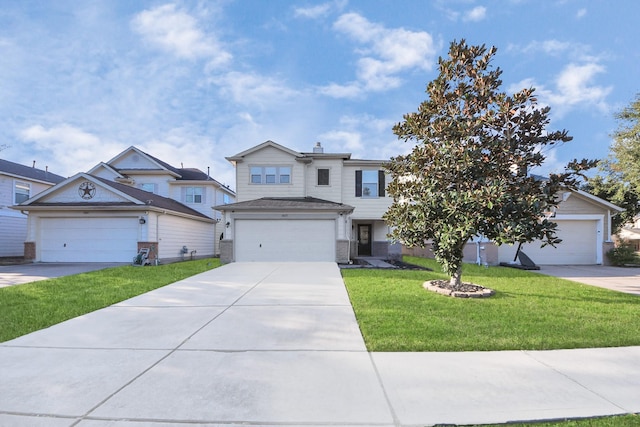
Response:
[584, 93, 640, 233]
[384, 40, 595, 289]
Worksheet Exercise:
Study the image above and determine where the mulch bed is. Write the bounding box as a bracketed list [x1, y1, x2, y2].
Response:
[424, 279, 495, 298]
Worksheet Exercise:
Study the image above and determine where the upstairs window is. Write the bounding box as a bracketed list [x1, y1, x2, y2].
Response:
[186, 187, 203, 203]
[223, 193, 230, 204]
[14, 181, 30, 204]
[355, 170, 385, 198]
[317, 168, 330, 186]
[140, 183, 157, 193]
[250, 166, 291, 184]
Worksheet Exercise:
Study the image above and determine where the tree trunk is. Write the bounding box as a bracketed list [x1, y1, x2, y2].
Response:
[449, 265, 463, 290]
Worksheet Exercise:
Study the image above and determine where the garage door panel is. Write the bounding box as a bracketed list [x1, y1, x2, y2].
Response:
[41, 218, 138, 262]
[500, 220, 597, 265]
[236, 219, 335, 262]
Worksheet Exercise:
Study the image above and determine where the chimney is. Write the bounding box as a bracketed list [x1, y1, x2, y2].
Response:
[313, 142, 324, 154]
[32, 160, 36, 168]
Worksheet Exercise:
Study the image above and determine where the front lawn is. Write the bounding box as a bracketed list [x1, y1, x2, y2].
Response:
[342, 256, 640, 352]
[0, 258, 220, 342]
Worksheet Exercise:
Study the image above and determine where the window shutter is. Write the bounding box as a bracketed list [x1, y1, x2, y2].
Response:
[355, 170, 362, 197]
[378, 170, 385, 197]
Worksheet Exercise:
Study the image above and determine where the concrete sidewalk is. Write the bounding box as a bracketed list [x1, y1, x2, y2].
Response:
[1, 262, 638, 426]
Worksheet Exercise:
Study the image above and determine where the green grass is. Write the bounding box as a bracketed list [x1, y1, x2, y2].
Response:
[342, 256, 640, 352]
[0, 258, 220, 342]
[474, 414, 639, 426]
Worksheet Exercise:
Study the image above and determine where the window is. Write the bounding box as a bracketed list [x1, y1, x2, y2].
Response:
[186, 187, 203, 203]
[249, 166, 291, 184]
[355, 170, 385, 198]
[317, 168, 330, 186]
[14, 181, 30, 204]
[140, 183, 156, 193]
[223, 193, 230, 204]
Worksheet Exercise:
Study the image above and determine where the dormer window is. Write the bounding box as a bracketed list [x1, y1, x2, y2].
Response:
[250, 166, 291, 184]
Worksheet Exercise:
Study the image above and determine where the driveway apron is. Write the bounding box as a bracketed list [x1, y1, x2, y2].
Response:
[1, 262, 639, 426]
[0, 262, 393, 426]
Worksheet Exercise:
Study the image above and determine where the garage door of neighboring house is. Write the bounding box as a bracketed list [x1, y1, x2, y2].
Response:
[40, 217, 138, 262]
[503, 220, 599, 265]
[235, 219, 336, 262]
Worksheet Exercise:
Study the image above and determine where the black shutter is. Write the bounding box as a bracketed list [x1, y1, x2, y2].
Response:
[378, 170, 385, 197]
[355, 170, 362, 197]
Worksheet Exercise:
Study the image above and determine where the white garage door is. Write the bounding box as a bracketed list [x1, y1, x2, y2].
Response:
[41, 217, 138, 262]
[501, 220, 598, 265]
[235, 219, 336, 262]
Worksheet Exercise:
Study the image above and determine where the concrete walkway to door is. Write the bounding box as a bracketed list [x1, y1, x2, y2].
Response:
[1, 262, 639, 426]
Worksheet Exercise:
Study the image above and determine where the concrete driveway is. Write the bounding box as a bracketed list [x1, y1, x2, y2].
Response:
[1, 262, 639, 426]
[535, 264, 640, 295]
[0, 263, 127, 288]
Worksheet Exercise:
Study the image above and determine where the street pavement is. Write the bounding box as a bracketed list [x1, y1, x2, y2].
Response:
[0, 262, 638, 426]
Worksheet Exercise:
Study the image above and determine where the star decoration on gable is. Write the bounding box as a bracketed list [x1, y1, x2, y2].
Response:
[78, 181, 96, 200]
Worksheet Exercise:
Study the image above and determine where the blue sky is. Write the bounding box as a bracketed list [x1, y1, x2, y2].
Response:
[1, 0, 638, 189]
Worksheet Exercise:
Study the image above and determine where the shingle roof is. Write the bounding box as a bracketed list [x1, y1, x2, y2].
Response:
[215, 197, 354, 212]
[24, 175, 212, 220]
[0, 159, 66, 184]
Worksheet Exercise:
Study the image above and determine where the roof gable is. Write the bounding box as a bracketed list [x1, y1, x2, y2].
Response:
[0, 159, 65, 184]
[226, 140, 304, 164]
[17, 173, 211, 219]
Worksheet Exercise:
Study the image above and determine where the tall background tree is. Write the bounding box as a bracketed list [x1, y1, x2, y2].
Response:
[384, 40, 596, 289]
[583, 94, 640, 233]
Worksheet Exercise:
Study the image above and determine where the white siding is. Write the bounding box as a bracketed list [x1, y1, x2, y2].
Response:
[305, 159, 344, 202]
[235, 146, 304, 201]
[0, 210, 27, 256]
[38, 179, 132, 204]
[342, 165, 392, 219]
[110, 151, 162, 170]
[157, 214, 214, 260]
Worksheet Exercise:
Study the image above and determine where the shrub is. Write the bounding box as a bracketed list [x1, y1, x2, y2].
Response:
[607, 241, 640, 266]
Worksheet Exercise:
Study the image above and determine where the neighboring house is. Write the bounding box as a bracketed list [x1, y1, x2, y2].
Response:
[216, 140, 399, 263]
[0, 159, 65, 257]
[404, 188, 624, 265]
[617, 215, 640, 252]
[14, 146, 235, 263]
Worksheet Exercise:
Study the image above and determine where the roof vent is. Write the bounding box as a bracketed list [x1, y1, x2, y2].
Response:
[313, 142, 324, 153]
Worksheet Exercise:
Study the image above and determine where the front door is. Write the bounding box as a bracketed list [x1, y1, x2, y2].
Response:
[358, 224, 372, 256]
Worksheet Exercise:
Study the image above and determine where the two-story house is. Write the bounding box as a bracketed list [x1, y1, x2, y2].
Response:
[216, 140, 400, 263]
[0, 159, 65, 258]
[15, 146, 235, 263]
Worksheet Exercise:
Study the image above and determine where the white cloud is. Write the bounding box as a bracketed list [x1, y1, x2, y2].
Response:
[508, 62, 612, 118]
[131, 3, 231, 67]
[211, 71, 300, 107]
[576, 8, 587, 19]
[294, 3, 332, 19]
[463, 6, 487, 22]
[317, 82, 364, 99]
[293, 0, 347, 19]
[19, 124, 122, 175]
[324, 13, 437, 97]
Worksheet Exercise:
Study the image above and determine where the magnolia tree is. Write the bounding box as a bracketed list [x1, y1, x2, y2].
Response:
[384, 40, 595, 289]
[584, 93, 640, 232]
